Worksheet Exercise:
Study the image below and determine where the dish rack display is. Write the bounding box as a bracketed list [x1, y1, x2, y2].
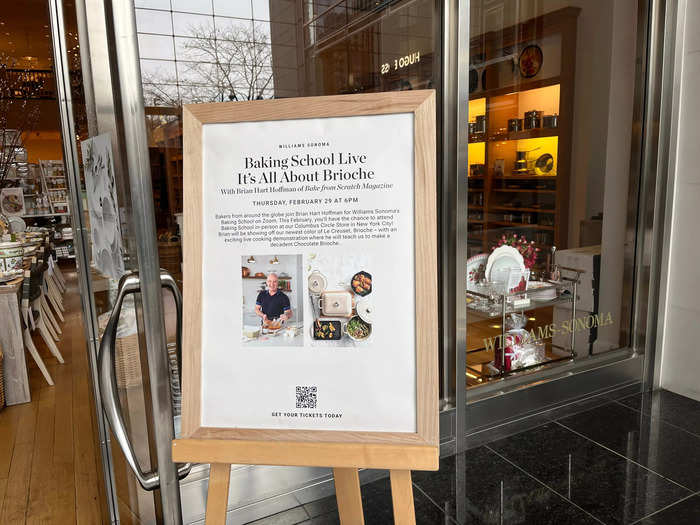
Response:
[39, 160, 70, 215]
[466, 266, 583, 384]
[2, 159, 70, 218]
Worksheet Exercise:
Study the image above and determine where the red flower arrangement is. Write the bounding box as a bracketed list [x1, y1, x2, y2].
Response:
[493, 234, 539, 269]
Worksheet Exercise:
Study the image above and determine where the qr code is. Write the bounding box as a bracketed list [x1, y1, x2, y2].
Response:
[296, 386, 317, 409]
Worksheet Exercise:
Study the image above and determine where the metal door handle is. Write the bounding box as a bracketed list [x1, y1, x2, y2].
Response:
[98, 271, 191, 491]
[160, 269, 183, 380]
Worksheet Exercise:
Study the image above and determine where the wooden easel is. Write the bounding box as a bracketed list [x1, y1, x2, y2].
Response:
[172, 439, 439, 525]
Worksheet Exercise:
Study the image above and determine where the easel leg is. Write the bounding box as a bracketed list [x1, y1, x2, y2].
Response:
[390, 470, 416, 525]
[205, 463, 231, 525]
[333, 467, 365, 525]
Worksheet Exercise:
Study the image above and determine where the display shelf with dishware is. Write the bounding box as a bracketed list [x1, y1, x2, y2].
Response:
[465, 243, 584, 385]
[467, 7, 579, 263]
[39, 160, 70, 216]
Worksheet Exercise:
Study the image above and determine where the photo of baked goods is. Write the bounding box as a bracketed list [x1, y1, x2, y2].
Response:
[307, 255, 373, 347]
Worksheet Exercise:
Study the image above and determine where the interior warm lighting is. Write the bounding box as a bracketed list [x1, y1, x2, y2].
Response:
[270, 256, 279, 265]
[491, 324, 501, 329]
[247, 256, 255, 264]
[468, 97, 486, 121]
[528, 317, 536, 321]
[468, 142, 485, 165]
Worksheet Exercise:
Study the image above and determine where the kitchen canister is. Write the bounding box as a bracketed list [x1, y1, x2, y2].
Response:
[0, 241, 23, 272]
[523, 110, 543, 129]
[508, 118, 523, 132]
[542, 114, 559, 128]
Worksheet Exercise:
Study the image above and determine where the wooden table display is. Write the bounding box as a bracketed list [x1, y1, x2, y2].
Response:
[0, 277, 30, 405]
[173, 91, 438, 524]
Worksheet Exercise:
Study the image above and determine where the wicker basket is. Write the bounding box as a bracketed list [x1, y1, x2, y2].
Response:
[158, 241, 182, 281]
[98, 316, 142, 388]
[0, 344, 5, 410]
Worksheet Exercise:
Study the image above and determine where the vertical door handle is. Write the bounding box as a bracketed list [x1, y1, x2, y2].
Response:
[98, 271, 191, 491]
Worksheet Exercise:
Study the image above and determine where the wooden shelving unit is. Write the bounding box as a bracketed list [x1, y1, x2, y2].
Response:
[467, 7, 580, 263]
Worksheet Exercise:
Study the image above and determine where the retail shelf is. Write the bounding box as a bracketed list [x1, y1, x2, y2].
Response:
[21, 213, 70, 218]
[469, 76, 561, 100]
[490, 128, 559, 141]
[491, 188, 556, 194]
[490, 221, 554, 230]
[490, 206, 555, 213]
[493, 175, 557, 180]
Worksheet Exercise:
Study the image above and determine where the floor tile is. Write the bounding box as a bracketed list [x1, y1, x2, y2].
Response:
[412, 447, 600, 524]
[617, 389, 700, 437]
[488, 422, 691, 524]
[559, 402, 700, 491]
[299, 476, 453, 524]
[248, 506, 309, 525]
[635, 494, 700, 524]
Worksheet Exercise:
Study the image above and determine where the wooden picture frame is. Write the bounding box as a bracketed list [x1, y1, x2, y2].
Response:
[174, 90, 438, 473]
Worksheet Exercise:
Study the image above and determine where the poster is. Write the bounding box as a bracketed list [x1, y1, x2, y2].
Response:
[0, 187, 25, 217]
[81, 134, 125, 281]
[200, 112, 417, 433]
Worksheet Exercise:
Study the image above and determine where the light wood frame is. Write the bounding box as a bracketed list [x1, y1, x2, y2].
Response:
[175, 90, 438, 471]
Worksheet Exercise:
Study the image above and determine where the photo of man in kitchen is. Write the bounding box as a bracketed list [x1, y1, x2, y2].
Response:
[241, 255, 304, 346]
[256, 273, 292, 323]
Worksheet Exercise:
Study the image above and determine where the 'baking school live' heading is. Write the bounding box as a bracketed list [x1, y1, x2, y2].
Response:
[236, 152, 375, 185]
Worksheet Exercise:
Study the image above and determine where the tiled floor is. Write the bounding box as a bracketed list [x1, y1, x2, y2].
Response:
[248, 390, 700, 524]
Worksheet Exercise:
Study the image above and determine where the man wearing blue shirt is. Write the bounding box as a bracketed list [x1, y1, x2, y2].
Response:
[255, 273, 292, 322]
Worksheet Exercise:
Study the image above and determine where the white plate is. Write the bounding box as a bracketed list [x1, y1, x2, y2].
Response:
[466, 253, 488, 286]
[486, 245, 525, 283]
[8, 216, 25, 233]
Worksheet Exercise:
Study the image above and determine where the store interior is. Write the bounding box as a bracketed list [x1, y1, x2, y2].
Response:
[0, 0, 109, 521]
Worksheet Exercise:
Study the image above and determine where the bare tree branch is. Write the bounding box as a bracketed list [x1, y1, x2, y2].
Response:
[142, 22, 274, 107]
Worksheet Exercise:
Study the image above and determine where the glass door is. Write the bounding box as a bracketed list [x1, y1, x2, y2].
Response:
[52, 0, 184, 522]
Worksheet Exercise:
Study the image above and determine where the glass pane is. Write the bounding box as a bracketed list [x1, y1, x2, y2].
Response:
[213, 0, 253, 19]
[172, 0, 213, 15]
[135, 8, 173, 35]
[172, 12, 215, 37]
[465, 1, 642, 388]
[138, 34, 175, 60]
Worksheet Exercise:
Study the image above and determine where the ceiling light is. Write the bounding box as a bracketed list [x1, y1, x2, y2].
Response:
[247, 256, 255, 264]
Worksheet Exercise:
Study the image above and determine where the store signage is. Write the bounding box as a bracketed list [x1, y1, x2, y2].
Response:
[380, 51, 421, 75]
[179, 91, 438, 451]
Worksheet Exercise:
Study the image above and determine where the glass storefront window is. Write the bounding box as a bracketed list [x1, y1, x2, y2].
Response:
[136, 0, 440, 277]
[465, 1, 642, 387]
[132, 0, 644, 394]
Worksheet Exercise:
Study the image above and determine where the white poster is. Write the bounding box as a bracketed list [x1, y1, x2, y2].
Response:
[81, 134, 125, 281]
[201, 113, 417, 433]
